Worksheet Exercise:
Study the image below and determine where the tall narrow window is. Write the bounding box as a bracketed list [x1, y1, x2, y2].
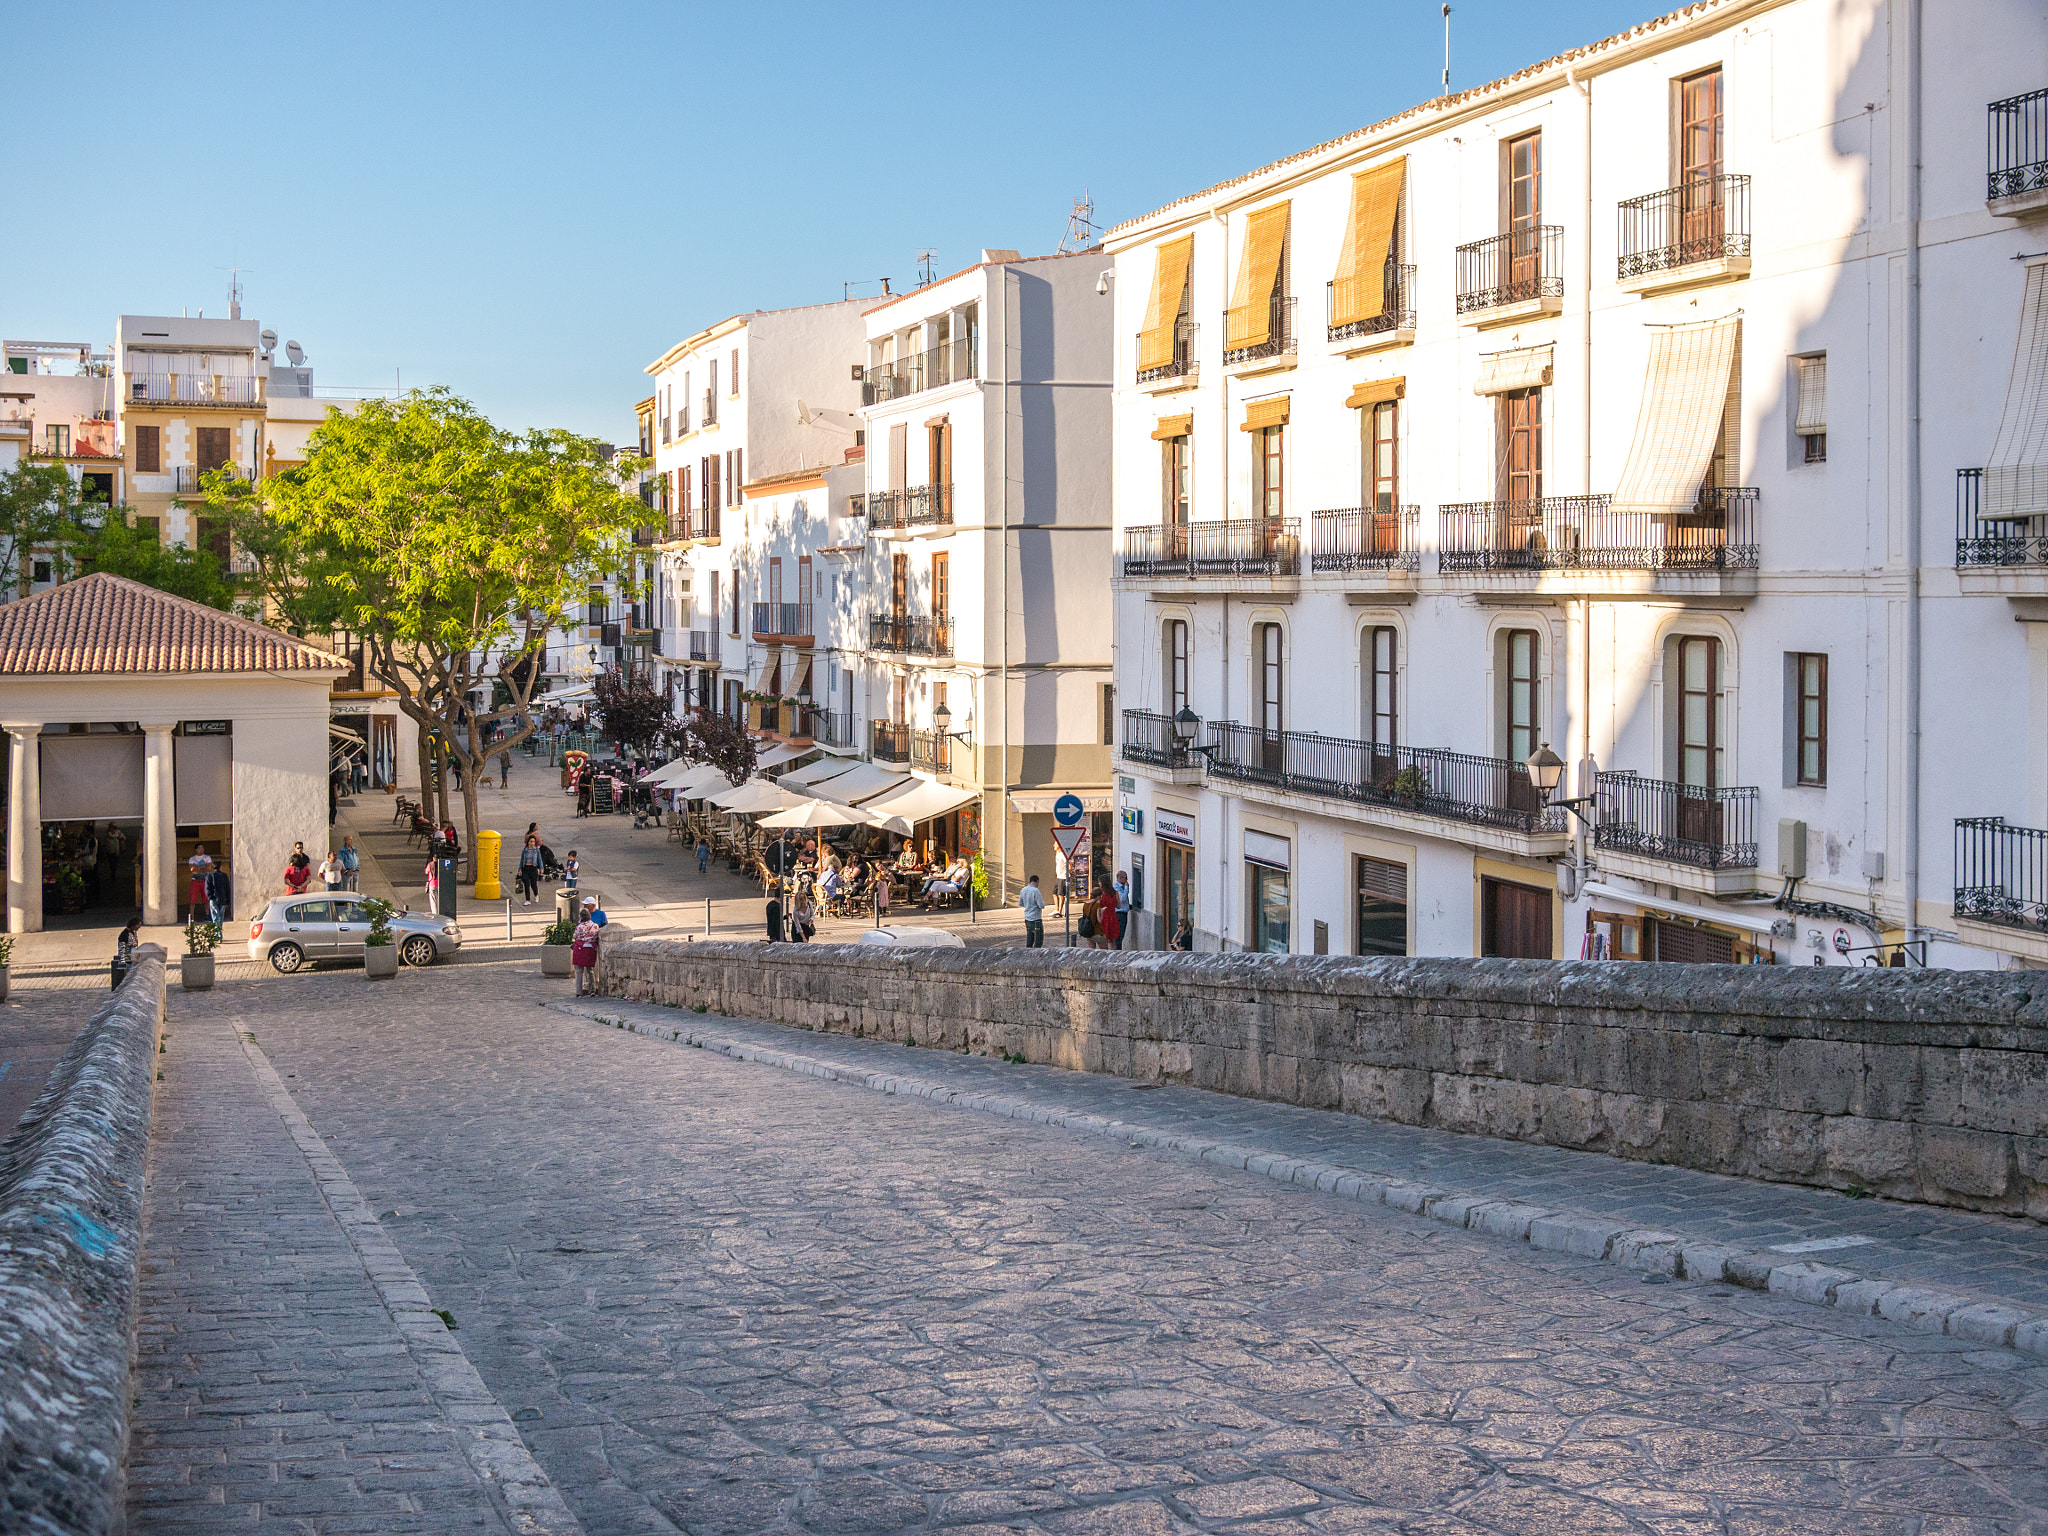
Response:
[730, 348, 740, 396]
[1255, 426, 1284, 520]
[1497, 390, 1543, 504]
[726, 448, 742, 504]
[134, 424, 160, 473]
[1367, 400, 1398, 513]
[1163, 433, 1190, 553]
[1258, 623, 1284, 740]
[890, 553, 908, 617]
[708, 570, 719, 632]
[797, 554, 813, 607]
[1678, 636, 1722, 788]
[889, 422, 909, 491]
[1795, 354, 1828, 464]
[768, 557, 784, 615]
[1366, 627, 1397, 750]
[1506, 629, 1539, 765]
[1678, 67, 1725, 257]
[1166, 619, 1189, 717]
[1795, 652, 1827, 786]
[931, 552, 949, 615]
[1355, 856, 1408, 957]
[1506, 129, 1542, 299]
[1101, 684, 1116, 746]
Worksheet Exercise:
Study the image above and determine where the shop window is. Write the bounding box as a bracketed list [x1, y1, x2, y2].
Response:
[1355, 855, 1407, 956]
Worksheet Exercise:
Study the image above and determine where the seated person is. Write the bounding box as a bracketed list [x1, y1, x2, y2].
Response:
[923, 857, 972, 902]
[820, 864, 844, 899]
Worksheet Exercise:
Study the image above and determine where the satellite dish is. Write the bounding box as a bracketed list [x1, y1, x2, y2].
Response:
[259, 329, 277, 356]
[796, 399, 813, 426]
[284, 340, 305, 366]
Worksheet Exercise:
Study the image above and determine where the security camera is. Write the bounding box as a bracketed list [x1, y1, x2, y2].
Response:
[1095, 270, 1112, 296]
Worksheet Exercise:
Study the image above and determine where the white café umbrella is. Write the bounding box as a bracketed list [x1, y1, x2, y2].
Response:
[707, 780, 806, 815]
[755, 799, 870, 830]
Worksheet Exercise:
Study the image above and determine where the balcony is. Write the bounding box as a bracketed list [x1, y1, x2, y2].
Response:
[1955, 816, 2048, 961]
[171, 464, 246, 494]
[865, 484, 954, 534]
[1120, 708, 1204, 786]
[862, 337, 976, 405]
[1327, 264, 1417, 350]
[701, 390, 718, 429]
[816, 709, 857, 750]
[1988, 88, 2048, 216]
[910, 729, 952, 776]
[1309, 506, 1421, 583]
[1119, 518, 1301, 586]
[1223, 296, 1297, 371]
[871, 720, 911, 764]
[1617, 175, 1752, 295]
[1204, 722, 1567, 855]
[685, 508, 722, 542]
[1454, 227, 1564, 325]
[868, 613, 953, 657]
[1592, 771, 1761, 895]
[751, 601, 815, 643]
[1955, 467, 2048, 595]
[661, 417, 672, 445]
[1135, 319, 1200, 389]
[129, 374, 262, 407]
[687, 630, 720, 664]
[1437, 488, 1758, 598]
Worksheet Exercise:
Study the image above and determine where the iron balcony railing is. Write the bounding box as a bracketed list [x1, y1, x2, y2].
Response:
[910, 729, 952, 776]
[129, 375, 262, 405]
[871, 720, 911, 763]
[1223, 296, 1297, 366]
[585, 602, 609, 626]
[1454, 226, 1565, 314]
[1310, 506, 1421, 573]
[1204, 722, 1566, 836]
[1989, 88, 2048, 202]
[751, 601, 814, 639]
[1136, 319, 1200, 386]
[687, 508, 721, 540]
[1121, 708, 1198, 770]
[868, 613, 954, 656]
[1327, 264, 1417, 343]
[1954, 466, 2048, 566]
[1592, 771, 1758, 870]
[688, 630, 720, 663]
[701, 389, 717, 428]
[1955, 816, 2048, 932]
[862, 336, 977, 405]
[1121, 518, 1301, 579]
[661, 417, 672, 445]
[649, 628, 663, 656]
[172, 463, 247, 493]
[1617, 174, 1752, 279]
[817, 710, 856, 749]
[1437, 488, 1759, 573]
[865, 484, 954, 532]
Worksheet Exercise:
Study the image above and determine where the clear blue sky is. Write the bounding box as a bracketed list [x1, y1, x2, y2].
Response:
[14, 0, 1657, 441]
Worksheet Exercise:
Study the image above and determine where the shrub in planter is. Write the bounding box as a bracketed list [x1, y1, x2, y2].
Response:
[541, 916, 575, 976]
[182, 918, 221, 991]
[362, 898, 399, 979]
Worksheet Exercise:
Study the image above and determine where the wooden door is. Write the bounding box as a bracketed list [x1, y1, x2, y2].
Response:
[1506, 131, 1542, 295]
[1678, 67, 1724, 253]
[890, 554, 908, 618]
[1481, 876, 1551, 958]
[1258, 623, 1284, 774]
[1368, 401, 1400, 549]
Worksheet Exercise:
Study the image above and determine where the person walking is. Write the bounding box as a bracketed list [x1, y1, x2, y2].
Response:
[498, 749, 512, 788]
[765, 882, 786, 943]
[329, 776, 340, 826]
[1092, 880, 1121, 951]
[1020, 873, 1046, 949]
[186, 843, 214, 919]
[517, 834, 544, 905]
[696, 837, 710, 875]
[571, 902, 601, 995]
[338, 836, 360, 892]
[205, 862, 232, 925]
[1114, 870, 1132, 950]
[423, 854, 440, 911]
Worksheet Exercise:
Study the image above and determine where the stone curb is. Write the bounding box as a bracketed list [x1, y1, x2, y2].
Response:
[0, 947, 166, 1536]
[556, 1000, 2048, 1364]
[235, 1029, 584, 1536]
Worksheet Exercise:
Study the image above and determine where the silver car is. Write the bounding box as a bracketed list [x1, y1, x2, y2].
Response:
[246, 895, 462, 973]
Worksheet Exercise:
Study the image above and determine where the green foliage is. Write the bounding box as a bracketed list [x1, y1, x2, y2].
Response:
[361, 897, 397, 947]
[0, 462, 101, 595]
[54, 866, 85, 896]
[75, 514, 238, 610]
[970, 853, 989, 903]
[184, 918, 222, 956]
[542, 917, 576, 946]
[0, 932, 14, 968]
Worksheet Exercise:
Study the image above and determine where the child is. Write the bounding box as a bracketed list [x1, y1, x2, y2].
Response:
[564, 851, 580, 891]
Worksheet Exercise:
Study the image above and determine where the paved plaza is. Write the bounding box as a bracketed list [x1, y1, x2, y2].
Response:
[123, 956, 2048, 1534]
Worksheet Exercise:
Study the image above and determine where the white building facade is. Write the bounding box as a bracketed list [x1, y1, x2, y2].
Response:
[1104, 0, 2048, 967]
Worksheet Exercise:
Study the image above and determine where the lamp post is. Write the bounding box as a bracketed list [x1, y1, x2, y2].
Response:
[1526, 742, 1596, 901]
[1171, 706, 1216, 765]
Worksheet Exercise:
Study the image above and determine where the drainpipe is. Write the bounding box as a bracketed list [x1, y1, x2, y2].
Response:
[1213, 208, 1233, 948]
[999, 267, 1012, 904]
[1568, 62, 1597, 882]
[1903, 0, 1924, 957]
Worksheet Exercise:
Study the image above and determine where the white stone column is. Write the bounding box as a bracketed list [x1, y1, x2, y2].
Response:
[142, 724, 178, 927]
[5, 723, 42, 934]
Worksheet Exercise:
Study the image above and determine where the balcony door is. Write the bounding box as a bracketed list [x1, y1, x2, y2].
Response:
[1367, 400, 1400, 551]
[1506, 130, 1542, 296]
[1365, 625, 1397, 780]
[1163, 435, 1190, 558]
[1257, 622, 1283, 774]
[1676, 635, 1724, 850]
[1497, 391, 1544, 556]
[1678, 67, 1724, 254]
[890, 553, 908, 619]
[768, 558, 783, 618]
[1166, 619, 1188, 718]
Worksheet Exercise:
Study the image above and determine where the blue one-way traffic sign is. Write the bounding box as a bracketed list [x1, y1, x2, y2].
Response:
[1053, 793, 1085, 827]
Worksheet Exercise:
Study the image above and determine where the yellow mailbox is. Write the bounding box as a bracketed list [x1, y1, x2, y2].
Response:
[475, 828, 504, 900]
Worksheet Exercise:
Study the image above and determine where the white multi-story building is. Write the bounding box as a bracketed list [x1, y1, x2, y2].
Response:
[852, 251, 1115, 898]
[1105, 0, 2048, 967]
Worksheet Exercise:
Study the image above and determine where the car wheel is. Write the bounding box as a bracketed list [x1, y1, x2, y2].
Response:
[399, 935, 437, 967]
[269, 942, 305, 974]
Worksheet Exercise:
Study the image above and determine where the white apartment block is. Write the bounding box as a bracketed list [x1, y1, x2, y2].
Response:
[642, 302, 870, 725]
[853, 251, 1114, 898]
[1105, 0, 2048, 967]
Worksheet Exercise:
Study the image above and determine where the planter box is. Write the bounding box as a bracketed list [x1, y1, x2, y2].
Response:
[364, 944, 400, 979]
[541, 946, 573, 977]
[180, 953, 215, 991]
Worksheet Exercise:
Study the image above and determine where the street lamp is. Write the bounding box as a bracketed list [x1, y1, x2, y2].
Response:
[930, 700, 972, 741]
[1525, 741, 1595, 829]
[1172, 706, 1217, 760]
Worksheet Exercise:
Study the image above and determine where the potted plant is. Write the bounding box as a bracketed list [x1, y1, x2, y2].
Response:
[540, 915, 575, 976]
[362, 897, 399, 979]
[56, 866, 86, 914]
[182, 918, 221, 991]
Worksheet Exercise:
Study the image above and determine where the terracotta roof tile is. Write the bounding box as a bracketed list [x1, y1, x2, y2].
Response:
[0, 573, 350, 676]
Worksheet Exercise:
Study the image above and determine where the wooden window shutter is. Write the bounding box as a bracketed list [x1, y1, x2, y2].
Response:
[135, 424, 159, 473]
[889, 422, 908, 491]
[730, 349, 740, 395]
[1137, 235, 1196, 375]
[932, 552, 949, 615]
[1331, 160, 1406, 329]
[1225, 203, 1291, 353]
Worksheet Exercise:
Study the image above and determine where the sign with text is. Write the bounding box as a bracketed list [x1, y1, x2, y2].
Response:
[1155, 810, 1196, 847]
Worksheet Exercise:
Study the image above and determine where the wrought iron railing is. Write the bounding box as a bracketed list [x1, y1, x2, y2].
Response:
[871, 720, 911, 764]
[862, 337, 977, 405]
[1454, 226, 1564, 314]
[688, 630, 719, 663]
[661, 417, 672, 445]
[1989, 88, 2048, 202]
[1310, 506, 1421, 573]
[1121, 518, 1301, 579]
[1136, 319, 1199, 386]
[817, 710, 856, 749]
[910, 729, 952, 775]
[687, 508, 721, 540]
[1223, 296, 1297, 366]
[1617, 174, 1751, 278]
[1328, 264, 1417, 343]
[701, 389, 717, 428]
[866, 484, 954, 532]
[867, 614, 953, 656]
[1956, 816, 2048, 931]
[1955, 466, 2048, 565]
[1593, 771, 1758, 870]
[1204, 722, 1565, 836]
[129, 375, 262, 405]
[1121, 708, 1197, 770]
[1437, 488, 1758, 572]
[751, 601, 814, 639]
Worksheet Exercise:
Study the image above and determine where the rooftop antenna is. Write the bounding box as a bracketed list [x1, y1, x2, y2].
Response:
[219, 266, 251, 319]
[1058, 191, 1098, 254]
[915, 249, 938, 287]
[1441, 4, 1452, 97]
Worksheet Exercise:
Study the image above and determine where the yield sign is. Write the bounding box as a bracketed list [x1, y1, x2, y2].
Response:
[1050, 824, 1089, 864]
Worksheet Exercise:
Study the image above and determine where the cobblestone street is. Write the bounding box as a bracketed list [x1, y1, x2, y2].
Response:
[133, 959, 2048, 1534]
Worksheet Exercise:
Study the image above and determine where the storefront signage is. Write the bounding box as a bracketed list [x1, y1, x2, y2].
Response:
[1155, 810, 1196, 847]
[179, 720, 231, 735]
[1244, 829, 1291, 871]
[1120, 807, 1143, 835]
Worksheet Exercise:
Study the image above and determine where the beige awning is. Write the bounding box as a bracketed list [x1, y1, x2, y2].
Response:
[786, 651, 813, 698]
[1473, 345, 1553, 396]
[1793, 355, 1827, 436]
[752, 743, 808, 772]
[1135, 235, 1195, 375]
[1610, 315, 1743, 516]
[1151, 413, 1193, 441]
[746, 647, 780, 692]
[859, 776, 979, 825]
[707, 780, 806, 813]
[1225, 203, 1290, 353]
[1240, 397, 1290, 432]
[1987, 257, 2048, 522]
[811, 760, 912, 804]
[1345, 376, 1406, 410]
[1330, 159, 1405, 329]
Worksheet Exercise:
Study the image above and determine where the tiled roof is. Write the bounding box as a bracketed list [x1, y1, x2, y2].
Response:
[0, 573, 350, 677]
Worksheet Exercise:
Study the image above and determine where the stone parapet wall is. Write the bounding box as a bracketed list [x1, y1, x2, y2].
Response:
[600, 940, 2048, 1220]
[0, 948, 165, 1534]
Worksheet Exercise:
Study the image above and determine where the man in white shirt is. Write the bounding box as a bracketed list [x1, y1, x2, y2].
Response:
[1019, 874, 1046, 949]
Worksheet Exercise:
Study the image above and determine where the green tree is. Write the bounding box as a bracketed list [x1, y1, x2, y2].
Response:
[258, 387, 653, 851]
[591, 667, 670, 756]
[73, 512, 239, 610]
[0, 462, 99, 596]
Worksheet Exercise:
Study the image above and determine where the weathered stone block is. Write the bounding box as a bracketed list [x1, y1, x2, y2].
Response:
[1920, 1127, 2013, 1199]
